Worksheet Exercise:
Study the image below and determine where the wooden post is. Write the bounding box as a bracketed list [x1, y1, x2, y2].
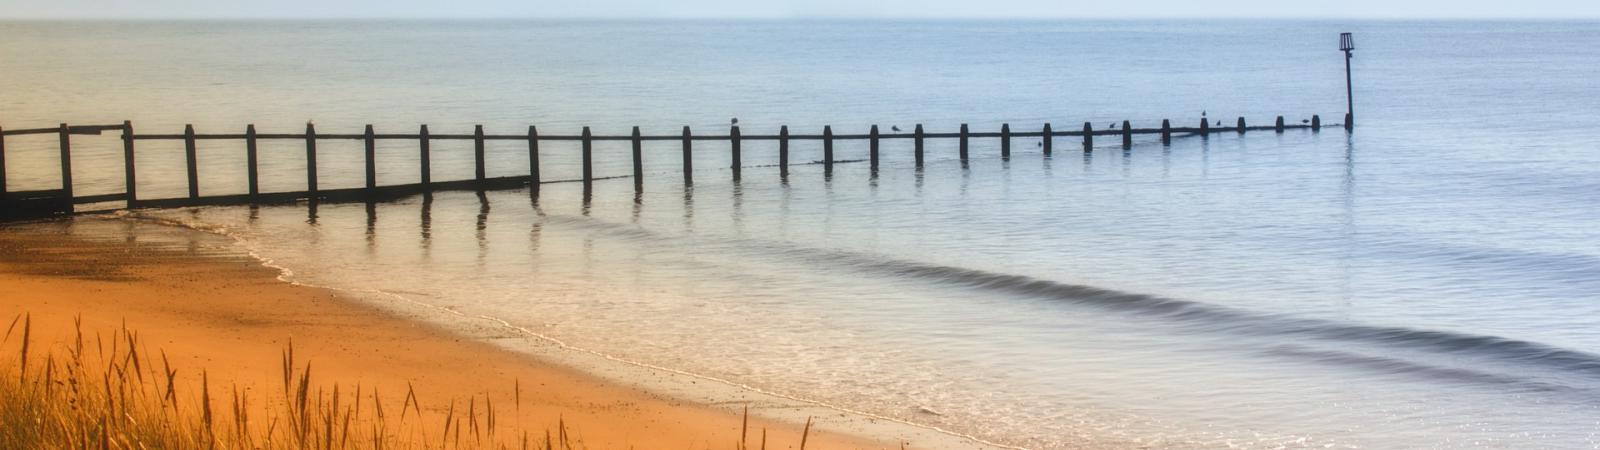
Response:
[0, 126, 6, 196]
[1082, 122, 1093, 151]
[474, 125, 486, 181]
[419, 125, 432, 187]
[123, 121, 139, 206]
[1275, 116, 1286, 133]
[57, 124, 73, 208]
[1312, 115, 1321, 131]
[1237, 117, 1247, 134]
[305, 123, 318, 194]
[823, 125, 834, 171]
[1041, 123, 1052, 157]
[913, 124, 925, 166]
[730, 125, 741, 181]
[1160, 119, 1171, 145]
[244, 124, 257, 199]
[778, 125, 789, 177]
[869, 125, 880, 172]
[1000, 123, 1011, 159]
[681, 126, 693, 185]
[581, 126, 593, 185]
[364, 124, 377, 190]
[958, 124, 969, 161]
[631, 126, 643, 189]
[1200, 118, 1209, 135]
[1121, 120, 1132, 149]
[1345, 113, 1354, 132]
[184, 124, 199, 199]
[526, 125, 539, 189]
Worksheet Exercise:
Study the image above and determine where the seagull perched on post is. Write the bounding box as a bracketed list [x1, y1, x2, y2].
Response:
[891, 125, 901, 132]
[730, 118, 739, 125]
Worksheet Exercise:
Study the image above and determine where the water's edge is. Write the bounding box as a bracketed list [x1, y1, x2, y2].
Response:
[97, 212, 1019, 450]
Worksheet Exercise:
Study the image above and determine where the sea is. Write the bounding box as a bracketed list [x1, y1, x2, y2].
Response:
[3, 19, 1599, 449]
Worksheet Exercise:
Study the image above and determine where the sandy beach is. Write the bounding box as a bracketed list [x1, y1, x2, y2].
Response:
[0, 218, 947, 449]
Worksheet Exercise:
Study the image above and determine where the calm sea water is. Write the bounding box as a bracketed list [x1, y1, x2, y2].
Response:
[5, 20, 1600, 449]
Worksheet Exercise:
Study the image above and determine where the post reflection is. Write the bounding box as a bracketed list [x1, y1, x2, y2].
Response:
[476, 191, 490, 267]
[364, 201, 377, 253]
[419, 193, 433, 250]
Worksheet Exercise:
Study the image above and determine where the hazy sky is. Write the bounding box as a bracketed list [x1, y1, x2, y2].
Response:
[2, 0, 1597, 19]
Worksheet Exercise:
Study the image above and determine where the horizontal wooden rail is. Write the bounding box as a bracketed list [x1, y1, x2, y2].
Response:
[116, 125, 1317, 143]
[1, 114, 1333, 220]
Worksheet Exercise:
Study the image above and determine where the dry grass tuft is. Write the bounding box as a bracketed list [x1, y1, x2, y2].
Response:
[1, 313, 812, 450]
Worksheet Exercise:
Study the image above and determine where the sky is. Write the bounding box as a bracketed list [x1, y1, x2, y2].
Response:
[1, 0, 1597, 19]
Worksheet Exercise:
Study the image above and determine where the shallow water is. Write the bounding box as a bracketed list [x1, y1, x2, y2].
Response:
[5, 20, 1600, 449]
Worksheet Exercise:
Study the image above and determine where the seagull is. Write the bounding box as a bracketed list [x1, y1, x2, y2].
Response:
[891, 125, 901, 132]
[1201, 110, 1207, 117]
[1109, 123, 1117, 129]
[1216, 120, 1223, 126]
[731, 118, 739, 125]
[1301, 119, 1311, 124]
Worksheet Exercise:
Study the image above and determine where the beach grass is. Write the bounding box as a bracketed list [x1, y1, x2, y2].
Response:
[2, 313, 809, 450]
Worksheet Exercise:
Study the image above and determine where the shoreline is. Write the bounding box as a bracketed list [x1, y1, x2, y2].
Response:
[0, 217, 997, 449]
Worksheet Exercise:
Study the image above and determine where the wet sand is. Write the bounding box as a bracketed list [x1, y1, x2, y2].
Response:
[0, 219, 955, 449]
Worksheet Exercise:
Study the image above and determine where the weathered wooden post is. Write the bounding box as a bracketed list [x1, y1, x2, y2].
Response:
[1160, 119, 1172, 145]
[526, 125, 539, 189]
[419, 125, 432, 187]
[1312, 115, 1321, 131]
[1275, 116, 1286, 133]
[1082, 122, 1093, 151]
[958, 124, 969, 161]
[364, 124, 377, 191]
[913, 124, 925, 166]
[1000, 123, 1011, 159]
[474, 125, 487, 181]
[1341, 32, 1356, 131]
[730, 125, 741, 181]
[823, 125, 835, 171]
[184, 124, 199, 199]
[1236, 117, 1246, 134]
[1041, 123, 1053, 157]
[1199, 118, 1209, 136]
[778, 125, 790, 177]
[1121, 120, 1132, 149]
[681, 126, 693, 185]
[0, 126, 7, 196]
[244, 124, 257, 199]
[57, 124, 73, 209]
[123, 121, 139, 206]
[581, 126, 594, 185]
[305, 123, 318, 194]
[869, 125, 880, 172]
[631, 126, 643, 190]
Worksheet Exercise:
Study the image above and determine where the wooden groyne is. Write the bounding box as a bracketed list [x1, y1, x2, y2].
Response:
[0, 115, 1332, 219]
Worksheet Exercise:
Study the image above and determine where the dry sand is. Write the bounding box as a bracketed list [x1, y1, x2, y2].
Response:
[0, 220, 916, 449]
